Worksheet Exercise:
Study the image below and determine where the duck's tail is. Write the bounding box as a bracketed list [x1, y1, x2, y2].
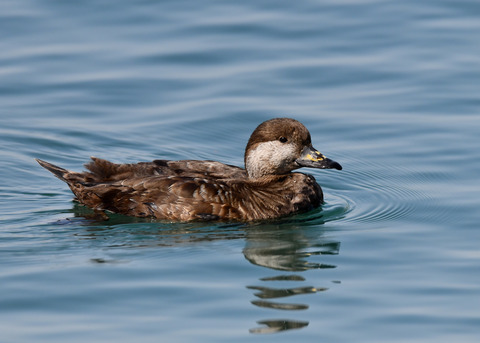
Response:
[35, 159, 72, 183]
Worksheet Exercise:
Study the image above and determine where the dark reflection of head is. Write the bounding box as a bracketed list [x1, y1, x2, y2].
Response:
[243, 223, 340, 271]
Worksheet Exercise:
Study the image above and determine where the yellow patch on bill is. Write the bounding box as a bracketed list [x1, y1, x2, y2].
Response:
[306, 152, 324, 161]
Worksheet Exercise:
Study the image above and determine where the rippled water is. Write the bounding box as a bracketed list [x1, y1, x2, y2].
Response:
[1, 1, 480, 342]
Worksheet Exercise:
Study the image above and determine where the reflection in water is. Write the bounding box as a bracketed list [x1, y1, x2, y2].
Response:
[251, 300, 309, 310]
[243, 228, 338, 271]
[69, 204, 340, 334]
[260, 275, 305, 281]
[249, 319, 309, 334]
[248, 285, 327, 299]
[244, 225, 340, 334]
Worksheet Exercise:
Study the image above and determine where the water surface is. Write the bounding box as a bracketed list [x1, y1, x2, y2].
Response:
[1, 1, 479, 342]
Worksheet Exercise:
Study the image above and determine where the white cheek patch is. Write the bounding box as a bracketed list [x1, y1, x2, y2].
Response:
[246, 141, 297, 178]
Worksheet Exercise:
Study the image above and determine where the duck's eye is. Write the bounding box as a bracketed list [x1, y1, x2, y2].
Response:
[279, 137, 288, 143]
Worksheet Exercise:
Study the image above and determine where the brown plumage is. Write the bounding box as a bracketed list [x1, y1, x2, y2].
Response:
[36, 118, 342, 222]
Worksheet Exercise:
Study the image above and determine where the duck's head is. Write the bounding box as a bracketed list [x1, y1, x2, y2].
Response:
[244, 118, 342, 179]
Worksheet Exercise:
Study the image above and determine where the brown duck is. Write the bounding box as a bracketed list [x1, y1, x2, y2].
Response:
[36, 118, 342, 222]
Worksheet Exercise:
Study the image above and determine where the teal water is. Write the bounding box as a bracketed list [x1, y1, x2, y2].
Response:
[1, 1, 480, 342]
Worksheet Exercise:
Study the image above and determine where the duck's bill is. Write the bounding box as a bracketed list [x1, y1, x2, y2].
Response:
[296, 146, 342, 170]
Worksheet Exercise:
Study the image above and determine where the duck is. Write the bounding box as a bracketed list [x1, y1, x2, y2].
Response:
[36, 118, 342, 222]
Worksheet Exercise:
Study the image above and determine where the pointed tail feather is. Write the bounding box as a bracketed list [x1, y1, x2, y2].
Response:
[35, 158, 70, 183]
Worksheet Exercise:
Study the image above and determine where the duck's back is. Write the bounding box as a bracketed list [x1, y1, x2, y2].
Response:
[75, 158, 250, 220]
[83, 157, 247, 182]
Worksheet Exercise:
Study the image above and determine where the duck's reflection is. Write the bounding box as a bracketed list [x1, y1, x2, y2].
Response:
[244, 224, 340, 334]
[249, 319, 309, 334]
[69, 205, 340, 335]
[244, 228, 338, 271]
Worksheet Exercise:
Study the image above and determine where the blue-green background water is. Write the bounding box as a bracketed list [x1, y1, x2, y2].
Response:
[1, 0, 479, 342]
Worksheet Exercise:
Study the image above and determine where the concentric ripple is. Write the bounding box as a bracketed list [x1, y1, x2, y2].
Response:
[317, 154, 445, 227]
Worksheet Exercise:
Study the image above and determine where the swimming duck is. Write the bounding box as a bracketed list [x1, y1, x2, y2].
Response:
[36, 118, 342, 222]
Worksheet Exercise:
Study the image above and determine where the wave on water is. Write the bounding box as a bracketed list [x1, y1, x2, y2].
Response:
[321, 154, 447, 228]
